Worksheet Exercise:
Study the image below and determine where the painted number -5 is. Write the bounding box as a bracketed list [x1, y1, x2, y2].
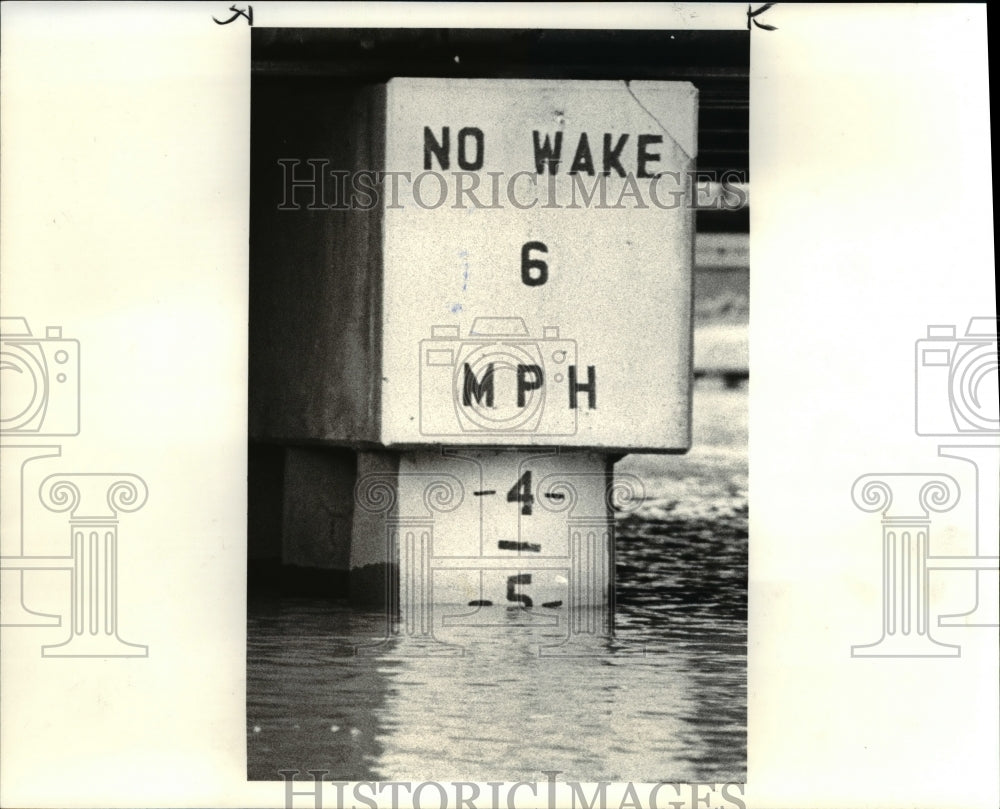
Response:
[506, 573, 533, 608]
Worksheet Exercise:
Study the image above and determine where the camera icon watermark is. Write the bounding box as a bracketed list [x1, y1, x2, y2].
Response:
[0, 316, 80, 436]
[852, 315, 999, 658]
[0, 315, 149, 657]
[418, 317, 593, 438]
[915, 317, 999, 436]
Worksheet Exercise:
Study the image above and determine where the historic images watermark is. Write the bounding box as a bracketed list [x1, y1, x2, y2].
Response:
[279, 769, 747, 809]
[275, 164, 748, 213]
[0, 316, 149, 657]
[852, 317, 999, 658]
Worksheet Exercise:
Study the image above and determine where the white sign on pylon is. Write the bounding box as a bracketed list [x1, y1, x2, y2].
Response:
[380, 78, 698, 452]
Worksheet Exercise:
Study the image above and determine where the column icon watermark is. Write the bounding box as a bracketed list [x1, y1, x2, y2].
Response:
[852, 317, 998, 658]
[0, 316, 149, 657]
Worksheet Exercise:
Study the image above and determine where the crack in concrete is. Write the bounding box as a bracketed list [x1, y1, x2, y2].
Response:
[623, 79, 693, 165]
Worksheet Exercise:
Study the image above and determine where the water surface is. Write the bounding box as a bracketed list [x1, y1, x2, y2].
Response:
[248, 380, 747, 783]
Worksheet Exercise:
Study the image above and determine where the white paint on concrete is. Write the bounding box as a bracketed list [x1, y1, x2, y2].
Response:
[380, 78, 696, 451]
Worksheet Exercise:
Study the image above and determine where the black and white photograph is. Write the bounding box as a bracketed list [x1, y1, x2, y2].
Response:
[246, 27, 748, 787]
[0, 4, 996, 809]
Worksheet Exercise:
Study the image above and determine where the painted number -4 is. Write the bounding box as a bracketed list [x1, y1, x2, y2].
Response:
[507, 470, 534, 515]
